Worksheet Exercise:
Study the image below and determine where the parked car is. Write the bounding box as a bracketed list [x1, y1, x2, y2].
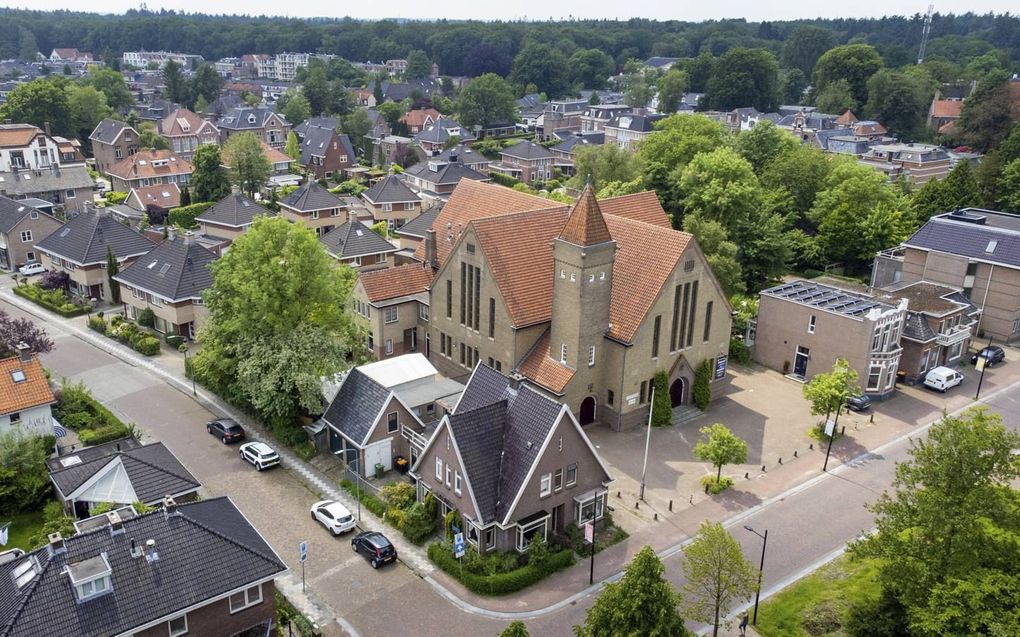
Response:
[238, 441, 280, 471]
[18, 262, 44, 276]
[923, 366, 965, 392]
[846, 394, 872, 412]
[207, 418, 245, 444]
[351, 531, 397, 568]
[970, 346, 1005, 367]
[310, 500, 357, 536]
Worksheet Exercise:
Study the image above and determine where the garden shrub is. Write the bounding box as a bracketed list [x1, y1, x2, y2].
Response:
[165, 334, 185, 348]
[137, 308, 155, 328]
[380, 482, 416, 510]
[135, 336, 161, 356]
[167, 202, 213, 229]
[27, 501, 76, 549]
[105, 191, 128, 204]
[12, 284, 89, 317]
[54, 380, 134, 444]
[729, 337, 751, 365]
[401, 493, 438, 544]
[294, 441, 316, 461]
[339, 479, 387, 517]
[39, 270, 70, 291]
[78, 423, 133, 445]
[427, 542, 575, 596]
[87, 316, 107, 333]
[700, 474, 734, 494]
[444, 509, 462, 540]
[651, 369, 671, 426]
[693, 358, 713, 410]
[488, 172, 520, 188]
[0, 432, 53, 515]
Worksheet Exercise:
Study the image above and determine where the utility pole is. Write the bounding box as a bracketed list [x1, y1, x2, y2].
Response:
[822, 394, 845, 472]
[639, 388, 654, 501]
[744, 526, 768, 625]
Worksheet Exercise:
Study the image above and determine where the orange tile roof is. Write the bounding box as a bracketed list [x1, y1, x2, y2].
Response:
[599, 191, 671, 228]
[0, 124, 43, 148]
[0, 355, 56, 416]
[400, 108, 441, 129]
[108, 149, 193, 181]
[931, 99, 964, 119]
[159, 108, 210, 137]
[129, 183, 181, 210]
[835, 110, 858, 125]
[262, 142, 291, 164]
[360, 263, 434, 303]
[559, 184, 612, 246]
[516, 330, 575, 394]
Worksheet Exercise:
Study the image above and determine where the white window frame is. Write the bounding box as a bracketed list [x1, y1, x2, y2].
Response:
[454, 471, 462, 495]
[20, 230, 32, 243]
[310, 210, 319, 220]
[168, 614, 188, 637]
[808, 315, 816, 334]
[228, 584, 262, 614]
[382, 202, 393, 212]
[553, 468, 563, 492]
[539, 473, 552, 497]
[385, 339, 393, 355]
[588, 345, 595, 367]
[575, 491, 606, 525]
[516, 517, 548, 552]
[560, 343, 567, 364]
[445, 464, 451, 487]
[435, 457, 443, 480]
[385, 307, 398, 323]
[419, 304, 429, 321]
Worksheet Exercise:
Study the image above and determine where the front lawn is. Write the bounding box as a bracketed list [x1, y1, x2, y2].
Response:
[3, 507, 47, 552]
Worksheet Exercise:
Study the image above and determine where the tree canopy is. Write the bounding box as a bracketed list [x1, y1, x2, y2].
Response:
[681, 522, 759, 637]
[190, 144, 231, 202]
[456, 73, 516, 130]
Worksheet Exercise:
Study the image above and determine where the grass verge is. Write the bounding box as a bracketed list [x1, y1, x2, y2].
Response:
[3, 507, 47, 552]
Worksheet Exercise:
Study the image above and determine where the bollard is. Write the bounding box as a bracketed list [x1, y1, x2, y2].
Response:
[654, 512, 658, 521]
[704, 483, 710, 494]
[635, 501, 640, 509]
[870, 413, 874, 424]
[617, 491, 621, 498]
[778, 457, 783, 465]
[761, 465, 766, 472]
[841, 425, 846, 435]
[689, 494, 694, 504]
[809, 443, 814, 450]
[794, 450, 798, 458]
[669, 499, 673, 512]
[744, 472, 749, 479]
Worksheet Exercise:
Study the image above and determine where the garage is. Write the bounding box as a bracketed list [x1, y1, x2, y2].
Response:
[363, 438, 392, 476]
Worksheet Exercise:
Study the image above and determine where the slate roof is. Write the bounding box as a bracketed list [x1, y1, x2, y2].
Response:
[359, 263, 433, 303]
[0, 497, 286, 637]
[89, 119, 134, 145]
[0, 196, 54, 234]
[293, 116, 338, 140]
[320, 221, 397, 260]
[904, 210, 1020, 269]
[48, 441, 201, 504]
[280, 181, 342, 212]
[404, 159, 487, 188]
[395, 206, 440, 239]
[114, 236, 217, 301]
[45, 438, 141, 472]
[127, 183, 180, 211]
[37, 210, 155, 266]
[196, 191, 273, 228]
[902, 312, 937, 342]
[0, 355, 55, 417]
[413, 118, 475, 145]
[216, 107, 288, 131]
[551, 134, 604, 154]
[606, 113, 667, 132]
[298, 126, 355, 164]
[501, 140, 553, 161]
[0, 166, 94, 198]
[362, 175, 420, 205]
[321, 369, 392, 446]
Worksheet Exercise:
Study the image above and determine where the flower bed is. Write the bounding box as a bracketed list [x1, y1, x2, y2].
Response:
[563, 512, 629, 554]
[89, 314, 162, 356]
[54, 379, 135, 444]
[428, 541, 575, 596]
[13, 284, 90, 317]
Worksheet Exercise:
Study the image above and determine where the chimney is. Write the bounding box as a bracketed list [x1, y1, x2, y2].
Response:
[44, 121, 51, 137]
[48, 532, 66, 556]
[449, 152, 458, 163]
[162, 495, 179, 517]
[107, 511, 125, 536]
[129, 538, 142, 559]
[144, 538, 159, 563]
[16, 342, 30, 363]
[231, 184, 240, 194]
[508, 372, 523, 391]
[183, 231, 194, 245]
[424, 228, 438, 271]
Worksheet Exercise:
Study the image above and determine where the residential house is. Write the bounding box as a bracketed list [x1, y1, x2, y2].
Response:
[321, 354, 463, 475]
[106, 148, 192, 193]
[643, 57, 679, 71]
[49, 48, 94, 63]
[424, 180, 732, 429]
[421, 144, 490, 172]
[403, 152, 488, 208]
[875, 281, 979, 384]
[604, 113, 667, 152]
[365, 109, 390, 141]
[537, 100, 588, 140]
[53, 137, 86, 165]
[36, 208, 155, 303]
[298, 125, 356, 180]
[157, 108, 220, 160]
[373, 79, 439, 103]
[293, 116, 338, 141]
[754, 279, 907, 398]
[0, 348, 55, 437]
[131, 98, 178, 123]
[579, 105, 632, 133]
[125, 183, 181, 215]
[279, 181, 345, 237]
[115, 235, 216, 338]
[776, 109, 843, 143]
[410, 363, 612, 553]
[400, 108, 441, 134]
[394, 206, 440, 252]
[320, 220, 398, 270]
[216, 107, 291, 149]
[0, 124, 66, 172]
[0, 195, 62, 270]
[413, 117, 475, 154]
[0, 496, 287, 637]
[354, 263, 434, 359]
[207, 94, 246, 119]
[47, 438, 201, 517]
[195, 190, 273, 241]
[361, 175, 422, 229]
[491, 140, 553, 184]
[262, 142, 293, 176]
[871, 208, 1020, 344]
[373, 135, 414, 168]
[859, 143, 952, 185]
[550, 133, 604, 177]
[0, 165, 95, 213]
[122, 50, 204, 68]
[352, 88, 377, 108]
[928, 92, 965, 134]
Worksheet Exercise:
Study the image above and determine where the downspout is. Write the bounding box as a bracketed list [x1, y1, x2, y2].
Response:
[976, 264, 994, 336]
[617, 345, 626, 432]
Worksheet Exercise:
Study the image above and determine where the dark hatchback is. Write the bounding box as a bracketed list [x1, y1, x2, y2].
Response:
[971, 346, 1005, 367]
[846, 394, 872, 412]
[207, 418, 245, 444]
[352, 531, 397, 569]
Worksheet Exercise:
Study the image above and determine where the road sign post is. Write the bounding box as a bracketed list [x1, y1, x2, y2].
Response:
[453, 532, 465, 558]
[585, 521, 595, 585]
[299, 541, 308, 592]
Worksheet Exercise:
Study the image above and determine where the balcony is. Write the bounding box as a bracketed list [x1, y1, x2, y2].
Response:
[401, 424, 430, 454]
[936, 323, 971, 347]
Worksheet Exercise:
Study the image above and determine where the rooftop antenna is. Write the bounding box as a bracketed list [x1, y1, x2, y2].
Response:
[917, 4, 934, 64]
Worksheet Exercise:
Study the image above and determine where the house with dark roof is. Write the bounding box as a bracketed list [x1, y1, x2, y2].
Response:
[361, 175, 422, 229]
[872, 208, 1020, 344]
[106, 148, 192, 194]
[858, 142, 952, 186]
[156, 108, 219, 161]
[393, 206, 440, 252]
[604, 113, 667, 151]
[0, 349, 55, 438]
[579, 105, 632, 133]
[410, 363, 612, 553]
[491, 140, 553, 185]
[37, 208, 156, 303]
[403, 152, 488, 208]
[319, 221, 398, 271]
[216, 107, 291, 149]
[298, 125, 356, 181]
[412, 117, 475, 154]
[293, 117, 338, 141]
[114, 235, 217, 338]
[549, 133, 604, 177]
[89, 119, 140, 176]
[0, 195, 61, 270]
[0, 496, 287, 637]
[755, 279, 907, 397]
[537, 100, 588, 140]
[195, 191, 273, 241]
[354, 263, 434, 359]
[0, 165, 95, 214]
[279, 181, 345, 237]
[47, 438, 201, 517]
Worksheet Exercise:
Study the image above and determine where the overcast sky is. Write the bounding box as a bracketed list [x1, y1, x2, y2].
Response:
[8, 1, 1019, 22]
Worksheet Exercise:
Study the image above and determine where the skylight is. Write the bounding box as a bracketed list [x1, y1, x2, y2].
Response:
[986, 240, 998, 253]
[11, 369, 26, 383]
[147, 261, 158, 269]
[13, 558, 37, 589]
[59, 228, 70, 237]
[159, 263, 171, 275]
[162, 191, 170, 198]
[59, 455, 82, 467]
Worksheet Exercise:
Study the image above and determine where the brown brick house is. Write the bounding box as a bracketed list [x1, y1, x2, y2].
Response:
[320, 220, 399, 271]
[195, 191, 274, 241]
[107, 148, 193, 193]
[279, 181, 345, 237]
[0, 196, 62, 270]
[491, 140, 553, 184]
[354, 263, 434, 359]
[298, 125, 356, 180]
[361, 175, 422, 230]
[157, 107, 220, 161]
[216, 107, 291, 149]
[90, 119, 140, 176]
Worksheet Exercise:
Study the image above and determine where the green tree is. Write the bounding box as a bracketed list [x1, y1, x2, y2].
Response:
[915, 571, 1020, 636]
[84, 66, 134, 110]
[802, 357, 860, 421]
[863, 69, 930, 139]
[281, 92, 311, 127]
[938, 161, 980, 210]
[194, 216, 361, 425]
[0, 79, 71, 137]
[0, 431, 51, 516]
[106, 245, 120, 304]
[137, 121, 169, 150]
[180, 186, 191, 206]
[511, 43, 570, 98]
[779, 68, 808, 105]
[682, 52, 715, 93]
[189, 64, 223, 108]
[573, 545, 690, 637]
[302, 65, 331, 116]
[193, 95, 209, 115]
[285, 131, 301, 161]
[223, 132, 270, 198]
[568, 49, 615, 90]
[162, 59, 188, 105]
[651, 369, 671, 426]
[998, 121, 1020, 165]
[620, 60, 658, 109]
[17, 27, 37, 62]
[679, 147, 762, 235]
[781, 25, 837, 76]
[638, 114, 730, 216]
[377, 101, 404, 129]
[693, 423, 748, 484]
[498, 621, 530, 637]
[342, 108, 372, 158]
[910, 174, 946, 222]
[457, 73, 517, 130]
[683, 214, 744, 296]
[815, 78, 856, 115]
[405, 50, 432, 79]
[681, 522, 759, 637]
[999, 159, 1020, 214]
[737, 209, 793, 291]
[67, 84, 112, 150]
[569, 144, 643, 190]
[957, 69, 1013, 152]
[704, 48, 779, 112]
[736, 120, 798, 176]
[692, 358, 713, 410]
[656, 68, 689, 113]
[190, 144, 231, 202]
[812, 44, 884, 108]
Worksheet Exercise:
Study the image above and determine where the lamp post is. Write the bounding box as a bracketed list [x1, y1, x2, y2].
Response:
[822, 392, 846, 472]
[639, 388, 654, 501]
[744, 525, 768, 625]
[974, 336, 993, 400]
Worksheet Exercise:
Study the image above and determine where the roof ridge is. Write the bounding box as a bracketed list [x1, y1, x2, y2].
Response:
[177, 508, 286, 571]
[0, 551, 54, 637]
[121, 444, 200, 489]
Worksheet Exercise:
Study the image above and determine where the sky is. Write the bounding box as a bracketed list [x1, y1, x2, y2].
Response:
[7, 0, 1020, 22]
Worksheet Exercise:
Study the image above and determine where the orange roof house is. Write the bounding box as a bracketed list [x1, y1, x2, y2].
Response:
[0, 350, 56, 437]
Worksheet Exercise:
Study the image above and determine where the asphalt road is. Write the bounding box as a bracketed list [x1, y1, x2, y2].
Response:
[11, 292, 1020, 636]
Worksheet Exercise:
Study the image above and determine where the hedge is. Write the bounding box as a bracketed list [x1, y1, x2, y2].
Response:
[55, 380, 135, 444]
[339, 479, 387, 517]
[427, 543, 575, 596]
[167, 202, 213, 229]
[79, 423, 134, 445]
[488, 172, 520, 188]
[12, 284, 90, 317]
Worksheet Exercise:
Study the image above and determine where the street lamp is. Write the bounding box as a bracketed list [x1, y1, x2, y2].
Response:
[822, 392, 847, 472]
[744, 525, 768, 625]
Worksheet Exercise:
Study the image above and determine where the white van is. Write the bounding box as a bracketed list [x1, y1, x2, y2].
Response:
[923, 366, 964, 392]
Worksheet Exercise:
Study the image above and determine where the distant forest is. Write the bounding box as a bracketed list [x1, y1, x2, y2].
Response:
[1, 9, 1018, 77]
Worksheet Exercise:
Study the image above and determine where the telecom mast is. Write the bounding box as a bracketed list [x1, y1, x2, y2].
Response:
[918, 4, 934, 64]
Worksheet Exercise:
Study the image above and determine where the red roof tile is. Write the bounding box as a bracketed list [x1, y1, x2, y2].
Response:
[559, 184, 612, 246]
[599, 191, 672, 228]
[359, 263, 434, 303]
[0, 355, 55, 416]
[931, 99, 964, 119]
[516, 330, 575, 393]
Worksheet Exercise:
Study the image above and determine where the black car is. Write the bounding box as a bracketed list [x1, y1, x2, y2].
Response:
[207, 418, 245, 444]
[970, 346, 1005, 367]
[351, 531, 397, 569]
[846, 394, 872, 412]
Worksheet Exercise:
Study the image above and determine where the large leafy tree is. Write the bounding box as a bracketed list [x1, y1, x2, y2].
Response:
[679, 147, 762, 235]
[656, 68, 689, 114]
[511, 42, 570, 98]
[194, 217, 362, 426]
[222, 132, 270, 198]
[281, 91, 312, 127]
[137, 121, 169, 151]
[735, 120, 798, 176]
[815, 78, 857, 115]
[779, 68, 808, 105]
[812, 44, 884, 108]
[693, 424, 748, 484]
[67, 84, 112, 151]
[573, 546, 690, 637]
[498, 621, 530, 637]
[761, 144, 832, 221]
[0, 431, 51, 516]
[0, 308, 53, 357]
[190, 144, 231, 202]
[958, 70, 1015, 152]
[456, 73, 516, 130]
[162, 59, 188, 105]
[998, 159, 1020, 214]
[681, 522, 759, 637]
[189, 64, 223, 108]
[83, 66, 134, 110]
[683, 214, 744, 296]
[704, 48, 780, 112]
[781, 25, 836, 76]
[0, 79, 71, 137]
[638, 114, 730, 217]
[568, 49, 615, 90]
[404, 49, 432, 79]
[863, 69, 931, 139]
[569, 144, 643, 190]
[802, 357, 860, 421]
[342, 108, 372, 158]
[620, 59, 658, 109]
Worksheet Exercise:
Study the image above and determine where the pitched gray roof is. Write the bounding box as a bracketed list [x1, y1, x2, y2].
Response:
[298, 126, 356, 165]
[89, 119, 134, 145]
[0, 497, 286, 637]
[395, 206, 440, 239]
[319, 221, 397, 260]
[413, 118, 475, 145]
[606, 113, 667, 133]
[215, 107, 287, 131]
[0, 196, 55, 234]
[362, 175, 420, 205]
[905, 210, 1020, 269]
[114, 236, 217, 301]
[196, 192, 273, 229]
[501, 140, 553, 161]
[0, 165, 94, 198]
[551, 134, 604, 154]
[294, 117, 338, 140]
[449, 401, 506, 523]
[404, 159, 486, 188]
[37, 210, 155, 266]
[280, 181, 342, 212]
[322, 369, 391, 446]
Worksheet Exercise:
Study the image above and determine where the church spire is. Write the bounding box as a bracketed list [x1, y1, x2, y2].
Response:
[558, 178, 612, 247]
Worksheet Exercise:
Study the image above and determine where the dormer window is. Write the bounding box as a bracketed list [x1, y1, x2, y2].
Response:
[67, 553, 113, 603]
[247, 114, 257, 124]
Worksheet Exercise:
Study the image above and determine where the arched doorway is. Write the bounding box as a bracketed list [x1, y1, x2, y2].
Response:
[579, 396, 597, 425]
[669, 378, 686, 407]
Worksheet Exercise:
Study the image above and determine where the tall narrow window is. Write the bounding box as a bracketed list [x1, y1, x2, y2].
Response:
[678, 282, 691, 349]
[588, 345, 596, 367]
[652, 315, 661, 358]
[686, 281, 699, 348]
[446, 280, 452, 319]
[474, 267, 481, 330]
[560, 343, 568, 363]
[488, 298, 495, 337]
[808, 315, 816, 334]
[670, 286, 681, 351]
[460, 263, 467, 325]
[703, 301, 713, 342]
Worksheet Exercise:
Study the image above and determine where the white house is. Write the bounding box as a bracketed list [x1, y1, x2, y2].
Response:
[0, 347, 56, 437]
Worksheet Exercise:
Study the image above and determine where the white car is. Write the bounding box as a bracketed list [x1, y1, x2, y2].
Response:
[238, 441, 280, 471]
[310, 500, 357, 536]
[18, 262, 44, 276]
[923, 366, 965, 392]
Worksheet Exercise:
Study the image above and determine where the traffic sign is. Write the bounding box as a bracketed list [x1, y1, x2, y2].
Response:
[453, 532, 466, 557]
[299, 541, 308, 563]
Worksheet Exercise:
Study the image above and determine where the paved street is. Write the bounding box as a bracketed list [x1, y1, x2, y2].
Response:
[7, 286, 1020, 636]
